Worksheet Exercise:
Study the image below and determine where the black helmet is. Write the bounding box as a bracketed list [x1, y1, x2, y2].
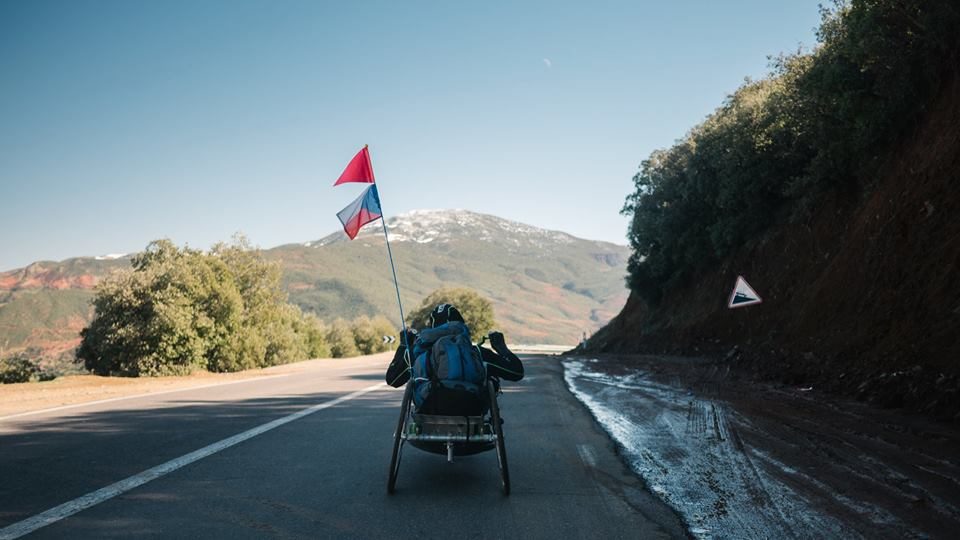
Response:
[430, 303, 464, 327]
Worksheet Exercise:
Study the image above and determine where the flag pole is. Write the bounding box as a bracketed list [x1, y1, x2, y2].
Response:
[334, 143, 412, 367]
[373, 182, 412, 367]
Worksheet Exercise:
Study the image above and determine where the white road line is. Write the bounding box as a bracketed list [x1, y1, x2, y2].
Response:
[577, 444, 597, 468]
[0, 374, 293, 422]
[0, 382, 387, 540]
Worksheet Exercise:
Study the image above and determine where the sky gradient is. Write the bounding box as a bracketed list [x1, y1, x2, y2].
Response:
[1, 1, 822, 271]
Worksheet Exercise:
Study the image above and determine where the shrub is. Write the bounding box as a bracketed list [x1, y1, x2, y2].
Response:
[326, 318, 359, 358]
[298, 314, 331, 359]
[350, 315, 398, 355]
[0, 354, 39, 384]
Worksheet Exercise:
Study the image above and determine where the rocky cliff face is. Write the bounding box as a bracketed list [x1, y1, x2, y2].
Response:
[0, 264, 99, 290]
[0, 255, 130, 291]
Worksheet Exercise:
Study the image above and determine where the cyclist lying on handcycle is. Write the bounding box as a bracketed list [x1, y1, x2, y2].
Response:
[385, 303, 524, 415]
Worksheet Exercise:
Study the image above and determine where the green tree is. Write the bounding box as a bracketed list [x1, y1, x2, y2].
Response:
[207, 236, 303, 370]
[326, 318, 359, 358]
[77, 237, 323, 376]
[369, 315, 398, 353]
[350, 316, 378, 355]
[78, 240, 214, 376]
[298, 313, 331, 359]
[406, 287, 496, 340]
[350, 315, 398, 355]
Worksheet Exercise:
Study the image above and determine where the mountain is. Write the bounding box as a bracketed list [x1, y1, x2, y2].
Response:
[271, 210, 629, 344]
[0, 210, 629, 359]
[0, 257, 131, 360]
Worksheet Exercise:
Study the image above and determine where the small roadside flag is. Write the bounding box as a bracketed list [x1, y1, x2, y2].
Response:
[336, 184, 382, 240]
[333, 145, 376, 186]
[728, 275, 762, 309]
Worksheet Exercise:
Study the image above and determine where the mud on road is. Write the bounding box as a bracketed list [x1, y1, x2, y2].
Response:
[564, 354, 960, 539]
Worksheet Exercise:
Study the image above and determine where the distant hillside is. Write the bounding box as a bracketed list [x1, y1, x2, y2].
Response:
[0, 257, 130, 360]
[0, 210, 629, 358]
[271, 210, 629, 344]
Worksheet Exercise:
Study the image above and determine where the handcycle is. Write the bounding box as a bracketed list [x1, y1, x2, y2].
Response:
[386, 336, 510, 495]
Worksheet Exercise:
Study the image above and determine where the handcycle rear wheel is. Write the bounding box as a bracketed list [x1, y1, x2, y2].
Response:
[387, 384, 412, 494]
[488, 380, 510, 496]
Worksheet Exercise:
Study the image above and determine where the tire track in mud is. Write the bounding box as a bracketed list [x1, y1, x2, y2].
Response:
[678, 398, 816, 539]
[728, 394, 960, 536]
[565, 356, 960, 539]
[564, 359, 858, 539]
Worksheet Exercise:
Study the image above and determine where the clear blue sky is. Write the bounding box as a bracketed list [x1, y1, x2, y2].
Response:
[0, 0, 822, 271]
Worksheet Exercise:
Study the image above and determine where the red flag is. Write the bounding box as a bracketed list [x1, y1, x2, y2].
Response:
[333, 145, 376, 186]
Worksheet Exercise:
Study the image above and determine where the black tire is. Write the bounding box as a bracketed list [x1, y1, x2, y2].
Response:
[388, 384, 412, 494]
[488, 380, 510, 496]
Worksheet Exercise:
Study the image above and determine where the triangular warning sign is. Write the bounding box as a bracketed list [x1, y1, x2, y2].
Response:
[728, 275, 762, 309]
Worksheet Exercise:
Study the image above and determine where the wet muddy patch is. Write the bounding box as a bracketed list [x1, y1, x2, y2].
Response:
[562, 357, 960, 539]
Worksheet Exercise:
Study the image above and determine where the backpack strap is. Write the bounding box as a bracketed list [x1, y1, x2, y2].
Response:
[474, 344, 486, 377]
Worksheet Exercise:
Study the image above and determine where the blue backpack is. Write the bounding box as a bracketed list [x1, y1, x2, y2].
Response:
[411, 321, 487, 409]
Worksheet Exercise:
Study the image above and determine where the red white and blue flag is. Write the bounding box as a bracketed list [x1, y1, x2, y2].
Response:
[336, 184, 382, 240]
[330, 144, 412, 352]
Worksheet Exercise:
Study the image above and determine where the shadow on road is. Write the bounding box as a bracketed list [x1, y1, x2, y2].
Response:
[0, 389, 397, 528]
[1, 356, 694, 540]
[346, 372, 387, 381]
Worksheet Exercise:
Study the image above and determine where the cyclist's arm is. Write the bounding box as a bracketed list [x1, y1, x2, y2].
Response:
[385, 345, 411, 387]
[480, 346, 524, 381]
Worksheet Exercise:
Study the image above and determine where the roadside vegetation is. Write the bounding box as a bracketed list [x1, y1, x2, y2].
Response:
[61, 237, 499, 380]
[1, 352, 51, 383]
[622, 0, 960, 303]
[73, 238, 400, 378]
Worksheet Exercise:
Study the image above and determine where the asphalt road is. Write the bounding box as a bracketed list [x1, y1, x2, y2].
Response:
[0, 354, 688, 539]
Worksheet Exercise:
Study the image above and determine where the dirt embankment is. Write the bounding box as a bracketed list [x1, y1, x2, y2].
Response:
[591, 74, 960, 420]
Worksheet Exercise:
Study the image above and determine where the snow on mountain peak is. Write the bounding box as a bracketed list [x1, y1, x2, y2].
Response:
[313, 209, 581, 248]
[385, 209, 576, 247]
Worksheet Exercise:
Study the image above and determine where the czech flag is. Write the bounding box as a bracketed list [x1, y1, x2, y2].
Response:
[333, 145, 376, 186]
[336, 184, 382, 240]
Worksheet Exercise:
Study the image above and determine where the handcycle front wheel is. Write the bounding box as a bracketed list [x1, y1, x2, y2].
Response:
[487, 380, 510, 496]
[387, 384, 412, 494]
